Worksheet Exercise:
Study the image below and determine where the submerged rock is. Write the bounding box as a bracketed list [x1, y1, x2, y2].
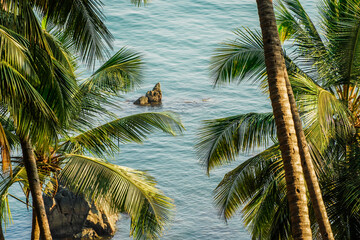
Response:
[134, 83, 162, 105]
[44, 186, 118, 239]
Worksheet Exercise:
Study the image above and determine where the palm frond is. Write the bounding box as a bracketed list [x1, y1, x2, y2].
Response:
[1, 0, 47, 47]
[276, 0, 325, 57]
[0, 61, 58, 141]
[320, 0, 360, 87]
[60, 154, 174, 240]
[291, 72, 354, 150]
[210, 28, 267, 87]
[196, 112, 276, 174]
[38, 0, 113, 66]
[0, 165, 28, 228]
[320, 138, 360, 239]
[214, 145, 290, 239]
[86, 47, 143, 94]
[0, 25, 34, 75]
[43, 30, 75, 72]
[61, 112, 184, 157]
[277, 0, 323, 44]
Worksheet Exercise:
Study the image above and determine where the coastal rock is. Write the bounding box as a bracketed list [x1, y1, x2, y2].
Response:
[134, 83, 162, 105]
[44, 186, 118, 239]
[134, 96, 148, 105]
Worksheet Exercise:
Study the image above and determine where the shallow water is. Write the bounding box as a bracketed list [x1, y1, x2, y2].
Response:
[6, 0, 316, 239]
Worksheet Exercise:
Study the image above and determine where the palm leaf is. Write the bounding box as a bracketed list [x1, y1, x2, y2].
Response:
[38, 0, 113, 66]
[0, 165, 28, 228]
[0, 25, 34, 75]
[61, 112, 184, 157]
[196, 112, 276, 174]
[86, 47, 143, 94]
[210, 28, 267, 87]
[290, 72, 354, 151]
[1, 0, 47, 47]
[60, 154, 174, 240]
[0, 60, 58, 141]
[214, 145, 290, 239]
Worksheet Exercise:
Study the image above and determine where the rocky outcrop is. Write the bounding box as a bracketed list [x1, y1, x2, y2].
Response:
[134, 83, 162, 105]
[44, 186, 118, 239]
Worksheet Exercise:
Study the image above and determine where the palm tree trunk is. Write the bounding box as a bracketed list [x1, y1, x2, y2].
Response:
[255, 0, 312, 239]
[285, 72, 334, 240]
[0, 220, 5, 240]
[20, 136, 52, 240]
[32, 210, 40, 240]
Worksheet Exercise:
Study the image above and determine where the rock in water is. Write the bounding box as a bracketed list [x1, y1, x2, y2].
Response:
[134, 96, 148, 105]
[134, 82, 162, 105]
[44, 186, 118, 239]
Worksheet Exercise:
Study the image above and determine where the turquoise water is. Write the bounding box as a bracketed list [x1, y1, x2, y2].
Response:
[6, 0, 316, 239]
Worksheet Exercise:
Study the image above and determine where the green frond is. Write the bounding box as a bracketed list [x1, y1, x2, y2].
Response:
[320, 139, 360, 239]
[60, 154, 174, 240]
[61, 112, 184, 157]
[0, 61, 58, 139]
[290, 72, 354, 150]
[43, 30, 75, 72]
[0, 165, 28, 228]
[87, 47, 143, 94]
[276, 0, 325, 58]
[69, 88, 118, 131]
[210, 28, 267, 86]
[320, 0, 360, 87]
[196, 112, 276, 174]
[0, 26, 33, 74]
[38, 0, 113, 66]
[214, 145, 290, 239]
[36, 57, 79, 126]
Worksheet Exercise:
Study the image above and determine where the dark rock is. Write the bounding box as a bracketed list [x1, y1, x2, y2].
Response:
[44, 186, 118, 239]
[134, 83, 162, 105]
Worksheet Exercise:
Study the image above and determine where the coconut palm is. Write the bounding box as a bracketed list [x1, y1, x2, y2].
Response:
[196, 0, 360, 239]
[0, 30, 184, 239]
[0, 0, 161, 238]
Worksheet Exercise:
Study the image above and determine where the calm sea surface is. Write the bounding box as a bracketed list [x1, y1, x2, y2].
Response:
[7, 0, 316, 239]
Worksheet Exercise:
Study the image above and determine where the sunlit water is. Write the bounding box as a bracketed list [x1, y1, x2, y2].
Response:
[6, 0, 316, 239]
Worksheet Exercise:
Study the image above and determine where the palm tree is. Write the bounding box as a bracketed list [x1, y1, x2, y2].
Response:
[0, 28, 184, 239]
[252, 1, 312, 238]
[196, 0, 360, 239]
[0, 0, 154, 238]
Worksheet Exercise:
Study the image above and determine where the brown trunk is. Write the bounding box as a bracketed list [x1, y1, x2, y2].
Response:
[0, 220, 4, 240]
[285, 72, 334, 239]
[255, 0, 312, 239]
[32, 209, 40, 240]
[20, 136, 52, 240]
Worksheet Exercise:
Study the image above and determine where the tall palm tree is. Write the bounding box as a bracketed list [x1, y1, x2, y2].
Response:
[0, 30, 185, 239]
[254, 1, 312, 238]
[197, 0, 359, 239]
[0, 0, 153, 238]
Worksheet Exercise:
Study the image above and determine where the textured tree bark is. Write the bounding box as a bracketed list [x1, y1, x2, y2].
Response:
[20, 136, 52, 240]
[285, 72, 334, 240]
[32, 210, 40, 240]
[255, 0, 312, 239]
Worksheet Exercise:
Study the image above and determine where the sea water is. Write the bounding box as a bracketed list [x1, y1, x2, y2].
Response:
[6, 0, 316, 239]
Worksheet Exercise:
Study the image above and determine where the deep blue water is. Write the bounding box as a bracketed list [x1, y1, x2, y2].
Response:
[6, 0, 316, 239]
